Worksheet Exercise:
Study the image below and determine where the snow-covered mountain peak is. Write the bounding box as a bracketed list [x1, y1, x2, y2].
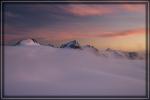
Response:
[82, 45, 99, 55]
[15, 38, 40, 46]
[60, 40, 81, 49]
[102, 48, 144, 60]
[105, 48, 115, 52]
[82, 45, 99, 51]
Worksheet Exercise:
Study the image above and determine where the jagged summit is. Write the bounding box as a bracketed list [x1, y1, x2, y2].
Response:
[15, 38, 40, 46]
[84, 45, 99, 51]
[60, 40, 81, 49]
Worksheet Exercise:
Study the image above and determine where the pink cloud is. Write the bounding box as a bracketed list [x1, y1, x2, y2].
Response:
[63, 4, 145, 16]
[57, 28, 145, 39]
[45, 28, 145, 40]
[64, 5, 113, 16]
[121, 4, 145, 12]
[99, 28, 145, 38]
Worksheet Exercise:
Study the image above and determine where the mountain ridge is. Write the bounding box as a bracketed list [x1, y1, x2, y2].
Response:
[14, 38, 145, 60]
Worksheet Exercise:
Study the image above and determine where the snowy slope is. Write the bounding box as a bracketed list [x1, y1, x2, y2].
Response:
[15, 39, 40, 46]
[4, 46, 145, 96]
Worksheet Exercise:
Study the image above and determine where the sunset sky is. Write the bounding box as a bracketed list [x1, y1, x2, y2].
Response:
[4, 3, 146, 52]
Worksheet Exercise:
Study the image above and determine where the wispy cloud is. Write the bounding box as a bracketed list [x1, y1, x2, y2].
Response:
[121, 4, 145, 12]
[59, 28, 145, 38]
[63, 4, 145, 16]
[99, 28, 145, 38]
[63, 5, 113, 16]
[36, 28, 145, 39]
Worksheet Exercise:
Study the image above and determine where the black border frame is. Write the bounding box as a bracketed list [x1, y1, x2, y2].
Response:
[0, 0, 149, 99]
